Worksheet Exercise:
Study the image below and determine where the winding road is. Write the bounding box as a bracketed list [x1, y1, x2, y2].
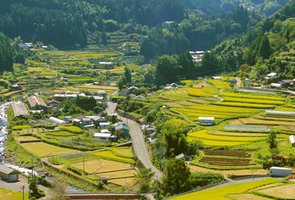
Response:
[106, 101, 163, 179]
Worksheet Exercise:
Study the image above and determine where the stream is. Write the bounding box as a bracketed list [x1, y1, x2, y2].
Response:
[0, 101, 38, 176]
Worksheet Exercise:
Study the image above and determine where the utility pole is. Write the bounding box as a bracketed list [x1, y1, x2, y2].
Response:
[20, 185, 25, 200]
[83, 154, 85, 174]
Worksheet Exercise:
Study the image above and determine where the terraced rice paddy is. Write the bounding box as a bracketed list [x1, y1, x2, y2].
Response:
[209, 130, 268, 137]
[240, 118, 295, 126]
[89, 150, 135, 164]
[170, 179, 277, 200]
[222, 97, 285, 105]
[188, 130, 266, 142]
[208, 79, 231, 89]
[213, 101, 275, 109]
[256, 184, 295, 199]
[187, 88, 212, 97]
[21, 142, 80, 157]
[220, 92, 285, 101]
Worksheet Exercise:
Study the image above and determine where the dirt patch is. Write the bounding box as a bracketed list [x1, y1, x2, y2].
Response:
[228, 194, 272, 200]
[258, 184, 295, 199]
[210, 130, 267, 137]
[230, 119, 243, 125]
[189, 165, 268, 176]
[110, 178, 135, 187]
[179, 101, 198, 105]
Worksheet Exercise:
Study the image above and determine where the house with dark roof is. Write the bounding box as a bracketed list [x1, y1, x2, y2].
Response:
[119, 90, 129, 96]
[27, 96, 49, 112]
[115, 124, 130, 137]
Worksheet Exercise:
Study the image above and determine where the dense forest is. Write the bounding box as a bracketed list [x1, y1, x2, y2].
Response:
[0, 0, 288, 49]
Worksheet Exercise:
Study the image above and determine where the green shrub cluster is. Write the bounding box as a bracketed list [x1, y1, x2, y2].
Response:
[67, 165, 87, 176]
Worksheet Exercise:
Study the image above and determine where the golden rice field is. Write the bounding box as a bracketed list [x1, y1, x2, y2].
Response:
[72, 52, 120, 58]
[209, 130, 267, 137]
[222, 97, 285, 105]
[220, 92, 285, 101]
[187, 137, 250, 146]
[15, 136, 41, 142]
[188, 130, 266, 142]
[213, 102, 274, 109]
[89, 150, 135, 164]
[186, 105, 263, 113]
[21, 142, 80, 157]
[208, 79, 231, 89]
[187, 88, 211, 97]
[240, 118, 295, 126]
[170, 178, 277, 200]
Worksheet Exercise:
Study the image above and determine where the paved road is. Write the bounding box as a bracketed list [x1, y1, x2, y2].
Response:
[106, 101, 163, 179]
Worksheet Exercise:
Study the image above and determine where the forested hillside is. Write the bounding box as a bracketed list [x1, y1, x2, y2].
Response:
[208, 0, 295, 78]
[0, 0, 288, 49]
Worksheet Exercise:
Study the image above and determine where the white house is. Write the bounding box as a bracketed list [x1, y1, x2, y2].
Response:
[269, 167, 292, 177]
[198, 117, 214, 125]
[94, 133, 117, 142]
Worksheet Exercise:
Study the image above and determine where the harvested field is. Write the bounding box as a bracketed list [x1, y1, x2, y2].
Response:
[15, 136, 40, 142]
[165, 102, 183, 108]
[98, 170, 136, 179]
[21, 142, 79, 157]
[179, 101, 197, 106]
[258, 184, 295, 199]
[71, 159, 132, 174]
[187, 137, 250, 146]
[110, 178, 135, 186]
[209, 130, 267, 137]
[199, 157, 254, 166]
[229, 120, 243, 125]
[203, 149, 251, 157]
[228, 194, 271, 200]
[256, 116, 295, 122]
[189, 165, 268, 176]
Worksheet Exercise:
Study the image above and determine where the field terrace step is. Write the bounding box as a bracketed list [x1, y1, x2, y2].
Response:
[203, 149, 251, 157]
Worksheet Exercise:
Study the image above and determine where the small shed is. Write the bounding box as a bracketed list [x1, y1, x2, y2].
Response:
[48, 117, 65, 124]
[290, 135, 295, 147]
[0, 165, 18, 182]
[175, 153, 192, 161]
[269, 167, 292, 177]
[198, 117, 214, 125]
[115, 124, 130, 137]
[229, 79, 236, 84]
[99, 122, 111, 129]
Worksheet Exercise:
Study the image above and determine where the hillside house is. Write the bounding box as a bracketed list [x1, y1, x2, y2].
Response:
[99, 122, 111, 129]
[93, 96, 104, 102]
[27, 96, 49, 112]
[175, 153, 192, 161]
[48, 117, 65, 124]
[128, 86, 138, 93]
[98, 62, 114, 68]
[119, 90, 129, 96]
[229, 79, 236, 84]
[198, 117, 214, 125]
[115, 124, 130, 137]
[164, 83, 179, 90]
[281, 79, 293, 87]
[11, 102, 29, 117]
[0, 165, 18, 182]
[47, 100, 59, 109]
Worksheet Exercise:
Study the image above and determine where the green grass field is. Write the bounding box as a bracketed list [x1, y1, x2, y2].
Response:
[0, 188, 29, 200]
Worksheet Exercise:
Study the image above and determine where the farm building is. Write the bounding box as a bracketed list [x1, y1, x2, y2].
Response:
[128, 86, 138, 93]
[93, 96, 104, 102]
[269, 167, 292, 177]
[98, 62, 114, 68]
[265, 110, 295, 117]
[11, 102, 29, 117]
[94, 133, 117, 142]
[290, 135, 295, 147]
[27, 96, 49, 112]
[48, 117, 65, 124]
[175, 153, 192, 161]
[0, 165, 18, 182]
[198, 117, 214, 125]
[229, 79, 236, 84]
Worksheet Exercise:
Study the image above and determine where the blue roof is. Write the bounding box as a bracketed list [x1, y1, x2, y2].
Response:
[115, 124, 130, 131]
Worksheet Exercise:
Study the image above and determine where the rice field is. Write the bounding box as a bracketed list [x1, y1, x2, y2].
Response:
[21, 142, 80, 157]
[187, 88, 212, 97]
[208, 79, 231, 89]
[256, 183, 295, 199]
[170, 179, 277, 200]
[0, 188, 29, 200]
[89, 150, 135, 164]
[222, 97, 285, 105]
[187, 137, 250, 146]
[188, 130, 266, 142]
[220, 92, 285, 101]
[240, 118, 295, 126]
[213, 102, 275, 109]
[112, 147, 134, 158]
